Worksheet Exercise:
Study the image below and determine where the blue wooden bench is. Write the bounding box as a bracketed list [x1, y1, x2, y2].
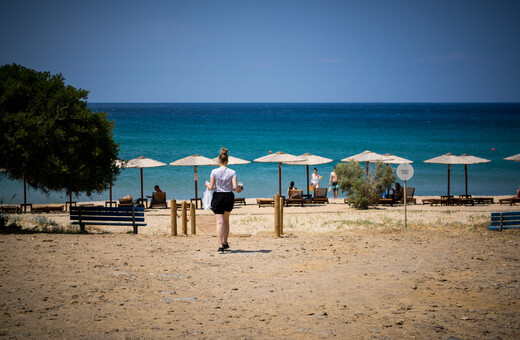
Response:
[489, 211, 520, 231]
[70, 206, 146, 234]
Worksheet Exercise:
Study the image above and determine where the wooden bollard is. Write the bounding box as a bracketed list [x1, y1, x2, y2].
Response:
[274, 193, 280, 237]
[181, 201, 188, 235]
[170, 199, 177, 236]
[279, 195, 284, 235]
[190, 203, 196, 235]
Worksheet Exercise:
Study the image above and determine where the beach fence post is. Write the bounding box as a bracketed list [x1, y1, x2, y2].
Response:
[279, 195, 284, 235]
[274, 193, 281, 237]
[181, 201, 188, 235]
[170, 199, 177, 236]
[190, 203, 196, 235]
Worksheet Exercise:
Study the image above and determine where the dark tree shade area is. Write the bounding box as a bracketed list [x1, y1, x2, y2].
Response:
[0, 63, 120, 197]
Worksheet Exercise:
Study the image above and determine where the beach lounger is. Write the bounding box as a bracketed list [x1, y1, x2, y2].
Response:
[149, 192, 167, 209]
[285, 190, 304, 207]
[399, 187, 416, 205]
[31, 204, 65, 213]
[499, 197, 520, 205]
[473, 197, 494, 204]
[118, 197, 134, 207]
[234, 197, 246, 205]
[313, 188, 329, 204]
[378, 198, 394, 206]
[257, 198, 274, 207]
[0, 205, 21, 214]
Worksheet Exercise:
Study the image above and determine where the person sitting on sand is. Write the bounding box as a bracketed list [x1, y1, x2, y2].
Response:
[287, 181, 298, 198]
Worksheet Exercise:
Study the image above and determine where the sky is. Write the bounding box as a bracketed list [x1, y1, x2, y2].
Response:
[1, 0, 519, 103]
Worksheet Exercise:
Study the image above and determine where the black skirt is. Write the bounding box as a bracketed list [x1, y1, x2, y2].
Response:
[211, 192, 235, 214]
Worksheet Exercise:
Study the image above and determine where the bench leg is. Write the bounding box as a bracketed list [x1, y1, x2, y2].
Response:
[79, 223, 87, 234]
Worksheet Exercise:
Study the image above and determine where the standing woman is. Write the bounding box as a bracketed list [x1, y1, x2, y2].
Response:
[205, 147, 242, 254]
[311, 167, 321, 192]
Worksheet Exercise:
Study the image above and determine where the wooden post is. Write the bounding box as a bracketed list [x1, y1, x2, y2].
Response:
[170, 199, 177, 236]
[279, 195, 284, 235]
[274, 193, 280, 237]
[181, 201, 187, 235]
[190, 203, 196, 235]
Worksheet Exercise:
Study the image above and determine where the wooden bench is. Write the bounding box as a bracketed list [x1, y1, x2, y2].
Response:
[70, 206, 146, 234]
[489, 211, 520, 231]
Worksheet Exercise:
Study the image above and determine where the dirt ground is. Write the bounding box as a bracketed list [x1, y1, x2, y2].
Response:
[1, 228, 519, 339]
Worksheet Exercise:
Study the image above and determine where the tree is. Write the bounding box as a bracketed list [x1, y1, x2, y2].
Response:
[373, 161, 397, 196]
[0, 64, 120, 198]
[335, 161, 378, 209]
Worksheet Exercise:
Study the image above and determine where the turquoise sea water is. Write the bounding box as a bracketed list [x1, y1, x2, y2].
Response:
[1, 103, 519, 204]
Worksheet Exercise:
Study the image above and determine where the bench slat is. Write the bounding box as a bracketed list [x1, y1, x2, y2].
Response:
[490, 216, 520, 222]
[490, 220, 520, 227]
[491, 211, 520, 217]
[71, 206, 144, 212]
[71, 216, 145, 223]
[71, 222, 147, 226]
[70, 211, 145, 218]
[489, 226, 520, 230]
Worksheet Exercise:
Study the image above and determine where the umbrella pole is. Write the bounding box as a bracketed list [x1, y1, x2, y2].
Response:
[194, 166, 198, 209]
[278, 163, 282, 195]
[23, 175, 27, 213]
[365, 162, 369, 179]
[464, 164, 468, 197]
[306, 165, 310, 196]
[140, 168, 144, 202]
[109, 182, 113, 205]
[447, 164, 451, 198]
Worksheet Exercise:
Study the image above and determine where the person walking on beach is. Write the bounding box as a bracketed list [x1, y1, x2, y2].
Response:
[205, 147, 242, 254]
[329, 167, 339, 199]
[311, 167, 321, 192]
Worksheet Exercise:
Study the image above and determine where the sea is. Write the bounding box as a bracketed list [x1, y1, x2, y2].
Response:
[1, 103, 519, 204]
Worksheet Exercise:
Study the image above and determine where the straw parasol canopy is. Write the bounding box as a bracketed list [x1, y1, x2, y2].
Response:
[284, 153, 333, 196]
[459, 154, 491, 197]
[126, 156, 167, 203]
[254, 151, 305, 195]
[383, 153, 413, 164]
[505, 153, 520, 162]
[341, 150, 391, 177]
[424, 153, 474, 197]
[212, 155, 251, 165]
[170, 155, 218, 208]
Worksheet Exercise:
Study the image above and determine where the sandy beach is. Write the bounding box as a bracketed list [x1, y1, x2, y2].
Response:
[1, 196, 519, 339]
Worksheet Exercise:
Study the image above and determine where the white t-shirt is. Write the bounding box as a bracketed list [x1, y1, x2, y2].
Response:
[210, 167, 236, 192]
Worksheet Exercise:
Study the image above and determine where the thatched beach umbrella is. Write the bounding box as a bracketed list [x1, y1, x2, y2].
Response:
[383, 153, 413, 164]
[254, 152, 305, 195]
[342, 150, 391, 177]
[284, 153, 333, 196]
[505, 153, 520, 162]
[126, 156, 167, 203]
[459, 154, 490, 197]
[212, 155, 251, 165]
[424, 153, 473, 197]
[170, 155, 218, 208]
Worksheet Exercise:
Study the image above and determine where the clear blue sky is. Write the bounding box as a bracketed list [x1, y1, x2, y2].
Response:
[1, 0, 519, 102]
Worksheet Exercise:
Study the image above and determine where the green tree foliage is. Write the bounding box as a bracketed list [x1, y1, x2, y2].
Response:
[335, 161, 395, 209]
[373, 161, 397, 196]
[0, 64, 120, 197]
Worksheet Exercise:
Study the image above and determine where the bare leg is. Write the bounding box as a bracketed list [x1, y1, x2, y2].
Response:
[215, 214, 225, 247]
[222, 211, 231, 245]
